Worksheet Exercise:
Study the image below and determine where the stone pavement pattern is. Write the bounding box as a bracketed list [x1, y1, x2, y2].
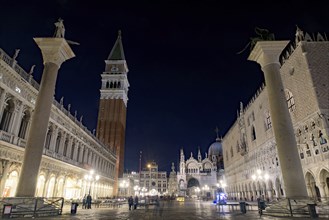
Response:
[24, 201, 328, 220]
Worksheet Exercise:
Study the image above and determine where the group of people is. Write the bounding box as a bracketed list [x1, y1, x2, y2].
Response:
[128, 196, 139, 210]
[82, 194, 92, 209]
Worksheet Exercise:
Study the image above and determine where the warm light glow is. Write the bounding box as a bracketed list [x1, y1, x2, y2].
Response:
[257, 169, 261, 175]
[90, 170, 94, 175]
[252, 175, 256, 180]
[96, 175, 100, 181]
[264, 173, 269, 180]
[147, 164, 151, 168]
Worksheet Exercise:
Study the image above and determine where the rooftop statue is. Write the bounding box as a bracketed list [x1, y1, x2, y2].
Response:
[54, 18, 65, 38]
[237, 27, 275, 54]
[53, 18, 80, 45]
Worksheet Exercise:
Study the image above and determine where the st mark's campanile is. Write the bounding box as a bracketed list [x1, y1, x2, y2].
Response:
[96, 31, 129, 194]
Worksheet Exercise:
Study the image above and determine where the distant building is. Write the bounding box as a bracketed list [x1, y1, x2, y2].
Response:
[140, 161, 167, 196]
[177, 137, 225, 199]
[222, 27, 329, 201]
[118, 172, 139, 197]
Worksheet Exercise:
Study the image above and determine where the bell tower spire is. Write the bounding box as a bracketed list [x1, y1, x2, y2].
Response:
[96, 30, 130, 195]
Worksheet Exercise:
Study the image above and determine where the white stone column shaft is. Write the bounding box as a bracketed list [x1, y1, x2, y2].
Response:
[248, 41, 307, 198]
[15, 38, 74, 197]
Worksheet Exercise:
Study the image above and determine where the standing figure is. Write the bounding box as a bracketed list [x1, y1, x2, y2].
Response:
[82, 195, 87, 209]
[54, 18, 65, 38]
[133, 195, 139, 210]
[86, 194, 92, 209]
[128, 196, 133, 210]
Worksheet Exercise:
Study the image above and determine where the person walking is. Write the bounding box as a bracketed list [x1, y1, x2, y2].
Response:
[133, 195, 139, 210]
[86, 194, 92, 209]
[128, 196, 133, 210]
[82, 195, 87, 209]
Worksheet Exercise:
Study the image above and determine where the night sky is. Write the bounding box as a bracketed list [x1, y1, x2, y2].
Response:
[1, 1, 328, 173]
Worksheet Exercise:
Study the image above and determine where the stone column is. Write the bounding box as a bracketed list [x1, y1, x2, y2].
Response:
[248, 41, 308, 198]
[15, 38, 74, 197]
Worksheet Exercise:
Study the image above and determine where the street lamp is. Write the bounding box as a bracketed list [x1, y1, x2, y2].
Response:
[216, 180, 227, 192]
[195, 187, 200, 199]
[119, 180, 129, 197]
[141, 187, 147, 197]
[134, 185, 140, 196]
[147, 163, 151, 192]
[202, 185, 209, 199]
[84, 170, 100, 195]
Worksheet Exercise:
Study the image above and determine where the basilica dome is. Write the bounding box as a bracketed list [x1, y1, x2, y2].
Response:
[208, 137, 223, 156]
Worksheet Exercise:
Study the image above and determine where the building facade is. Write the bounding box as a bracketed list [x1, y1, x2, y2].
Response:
[177, 137, 224, 199]
[117, 162, 168, 197]
[140, 162, 167, 196]
[0, 36, 123, 199]
[222, 28, 329, 201]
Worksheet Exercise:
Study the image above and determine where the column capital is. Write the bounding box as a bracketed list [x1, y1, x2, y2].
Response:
[248, 41, 290, 68]
[34, 38, 75, 67]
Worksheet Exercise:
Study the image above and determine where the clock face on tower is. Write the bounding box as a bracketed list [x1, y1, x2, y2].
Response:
[111, 65, 119, 72]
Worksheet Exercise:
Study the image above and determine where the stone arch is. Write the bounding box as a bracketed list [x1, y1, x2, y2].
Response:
[186, 161, 198, 174]
[187, 178, 200, 188]
[64, 176, 80, 200]
[36, 174, 46, 197]
[46, 175, 56, 197]
[2, 170, 19, 197]
[319, 168, 329, 198]
[275, 177, 284, 198]
[55, 177, 65, 197]
[305, 171, 320, 199]
[0, 98, 15, 132]
[18, 109, 31, 139]
[267, 179, 274, 199]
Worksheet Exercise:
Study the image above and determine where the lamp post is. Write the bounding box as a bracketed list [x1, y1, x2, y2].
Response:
[84, 170, 100, 196]
[216, 180, 227, 193]
[119, 180, 129, 197]
[195, 187, 200, 199]
[141, 187, 147, 197]
[216, 180, 227, 203]
[134, 185, 140, 196]
[202, 185, 209, 199]
[147, 163, 151, 192]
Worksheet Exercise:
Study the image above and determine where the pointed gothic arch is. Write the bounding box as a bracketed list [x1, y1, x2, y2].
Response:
[18, 109, 31, 139]
[0, 99, 15, 132]
[44, 126, 53, 149]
